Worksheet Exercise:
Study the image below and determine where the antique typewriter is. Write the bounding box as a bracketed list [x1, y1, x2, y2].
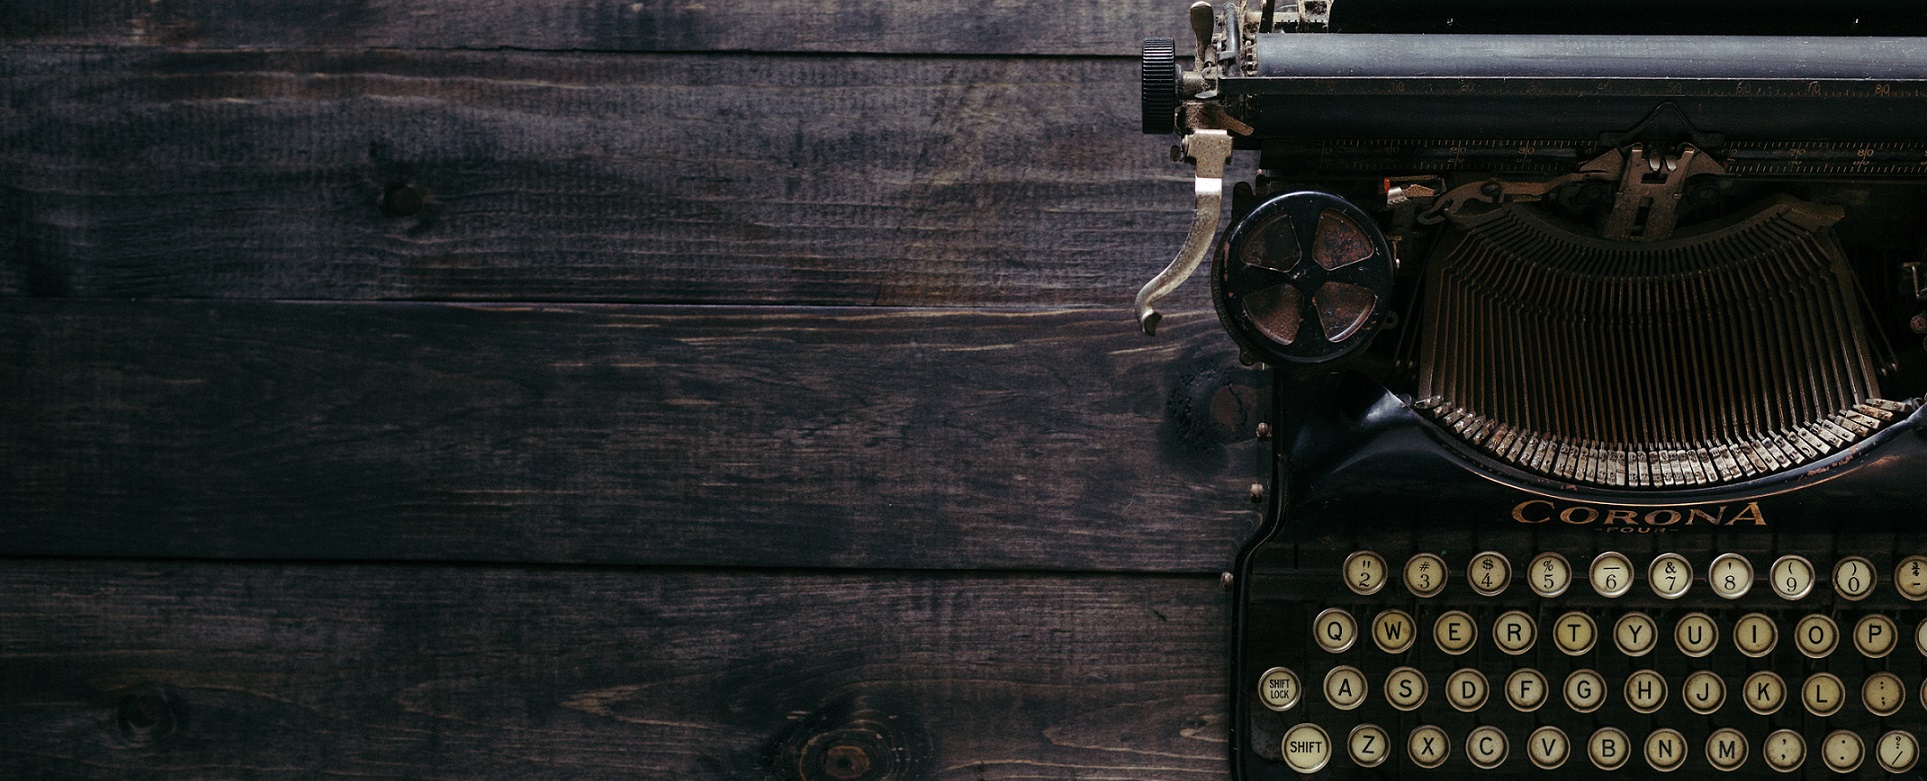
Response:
[1135, 1, 1927, 778]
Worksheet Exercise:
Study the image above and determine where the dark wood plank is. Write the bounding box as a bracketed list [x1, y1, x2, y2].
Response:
[0, 49, 1203, 306]
[0, 298, 1266, 571]
[0, 561, 1228, 779]
[0, 0, 1186, 56]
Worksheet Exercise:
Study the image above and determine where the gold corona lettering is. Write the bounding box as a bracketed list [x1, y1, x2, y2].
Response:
[1509, 500, 1768, 528]
[1686, 507, 1724, 525]
[1512, 499, 1554, 523]
[1560, 506, 1599, 524]
[1731, 502, 1766, 525]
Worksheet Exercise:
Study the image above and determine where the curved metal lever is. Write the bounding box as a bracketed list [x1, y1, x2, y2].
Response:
[1136, 129, 1234, 335]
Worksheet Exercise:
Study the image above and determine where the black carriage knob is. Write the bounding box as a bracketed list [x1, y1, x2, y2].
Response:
[1141, 38, 1179, 135]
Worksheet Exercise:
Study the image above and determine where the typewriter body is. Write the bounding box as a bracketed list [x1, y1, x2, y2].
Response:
[1136, 2, 1927, 778]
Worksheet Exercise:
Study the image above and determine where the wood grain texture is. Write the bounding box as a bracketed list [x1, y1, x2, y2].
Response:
[0, 0, 1188, 56]
[0, 49, 1200, 306]
[0, 561, 1229, 780]
[0, 298, 1266, 571]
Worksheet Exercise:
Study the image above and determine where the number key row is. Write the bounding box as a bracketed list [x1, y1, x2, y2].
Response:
[1345, 550, 1927, 600]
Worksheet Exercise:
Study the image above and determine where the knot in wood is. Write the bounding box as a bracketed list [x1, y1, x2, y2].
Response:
[801, 727, 895, 781]
[772, 696, 924, 781]
[822, 744, 872, 780]
[380, 183, 429, 218]
[1167, 366, 1267, 448]
[114, 685, 182, 747]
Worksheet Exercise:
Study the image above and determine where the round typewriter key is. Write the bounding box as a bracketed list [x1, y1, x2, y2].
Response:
[1384, 666, 1428, 711]
[1529, 726, 1570, 770]
[1312, 608, 1357, 653]
[1445, 668, 1488, 712]
[1467, 726, 1508, 769]
[1709, 552, 1754, 599]
[1528, 551, 1572, 597]
[1865, 671, 1906, 716]
[1590, 551, 1634, 597]
[1371, 609, 1416, 654]
[1505, 668, 1549, 712]
[1281, 723, 1333, 774]
[1821, 730, 1864, 774]
[1898, 556, 1927, 601]
[1258, 666, 1301, 711]
[1649, 553, 1692, 599]
[1683, 670, 1726, 714]
[1323, 665, 1368, 711]
[1404, 552, 1446, 597]
[1553, 611, 1597, 655]
[1645, 728, 1688, 772]
[1918, 616, 1927, 655]
[1409, 725, 1449, 769]
[1771, 554, 1815, 600]
[1764, 729, 1806, 772]
[1854, 613, 1898, 657]
[1795, 613, 1838, 657]
[1733, 612, 1778, 657]
[1674, 611, 1718, 657]
[1433, 610, 1476, 655]
[1834, 555, 1877, 601]
[1467, 550, 1510, 596]
[1878, 731, 1919, 774]
[1706, 728, 1748, 771]
[1348, 724, 1390, 768]
[1802, 671, 1846, 717]
[1613, 611, 1658, 656]
[1493, 610, 1536, 655]
[1744, 670, 1787, 715]
[1564, 668, 1606, 713]
[1588, 727, 1631, 771]
[1342, 550, 1388, 595]
[1624, 669, 1668, 714]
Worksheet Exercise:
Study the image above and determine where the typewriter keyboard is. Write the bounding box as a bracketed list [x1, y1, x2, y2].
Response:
[1245, 545, 1927, 777]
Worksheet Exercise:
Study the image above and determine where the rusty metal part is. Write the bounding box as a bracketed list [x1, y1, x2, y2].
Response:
[1183, 103, 1256, 136]
[1190, 1, 1219, 87]
[1416, 174, 1586, 224]
[1271, 0, 1332, 31]
[1599, 144, 1727, 241]
[1137, 129, 1236, 335]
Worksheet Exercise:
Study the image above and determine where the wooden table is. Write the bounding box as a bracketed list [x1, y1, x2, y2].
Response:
[0, 3, 1267, 776]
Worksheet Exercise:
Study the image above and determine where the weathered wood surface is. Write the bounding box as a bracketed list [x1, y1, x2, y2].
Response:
[0, 0, 1259, 775]
[1, 299, 1264, 571]
[0, 0, 1187, 56]
[0, 49, 1197, 306]
[0, 561, 1228, 780]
